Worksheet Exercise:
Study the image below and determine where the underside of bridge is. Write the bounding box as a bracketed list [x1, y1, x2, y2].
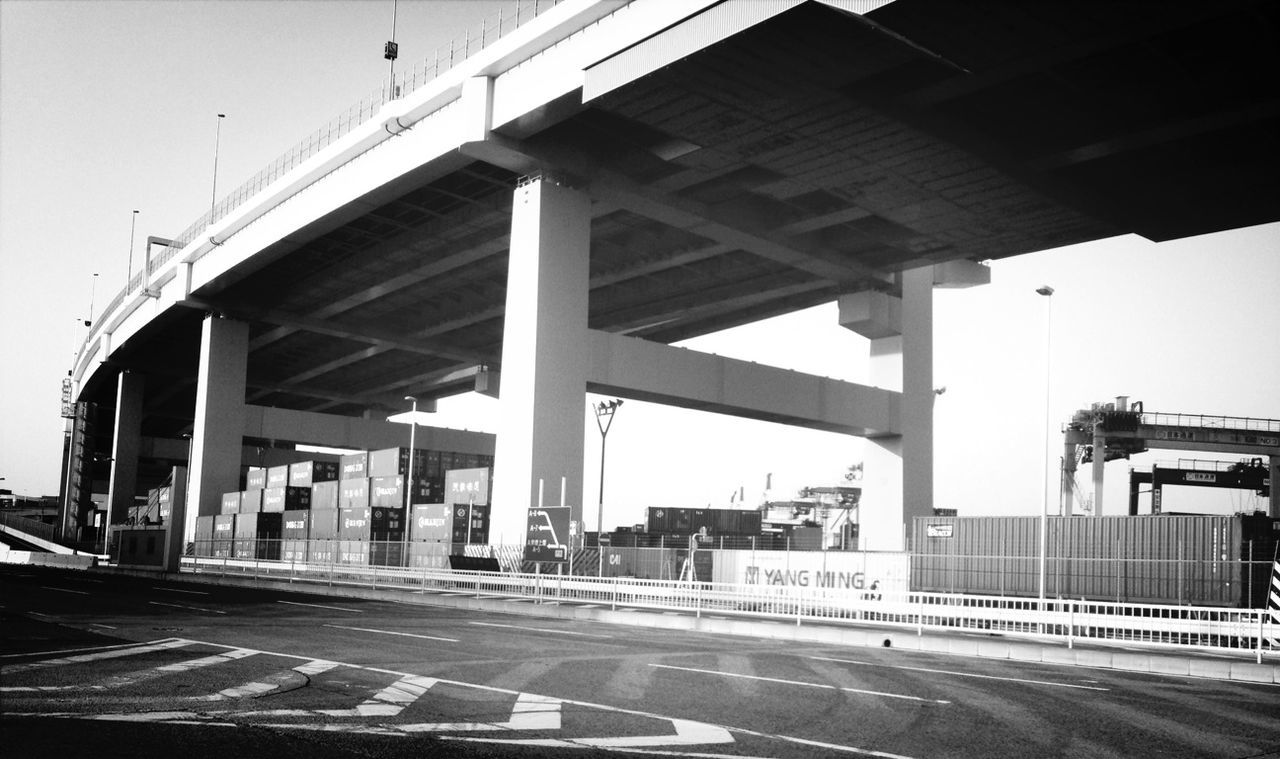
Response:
[71, 0, 1280, 545]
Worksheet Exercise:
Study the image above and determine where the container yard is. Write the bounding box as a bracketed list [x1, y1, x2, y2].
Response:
[911, 513, 1280, 608]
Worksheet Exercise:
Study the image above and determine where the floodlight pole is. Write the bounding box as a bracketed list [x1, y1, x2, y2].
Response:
[593, 400, 623, 537]
[1036, 285, 1054, 607]
[404, 396, 418, 499]
[210, 114, 225, 224]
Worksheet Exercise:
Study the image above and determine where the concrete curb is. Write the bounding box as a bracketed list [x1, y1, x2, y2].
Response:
[95, 566, 1280, 685]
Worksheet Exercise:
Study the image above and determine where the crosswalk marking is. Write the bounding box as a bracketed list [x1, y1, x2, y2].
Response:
[396, 692, 562, 732]
[316, 673, 438, 717]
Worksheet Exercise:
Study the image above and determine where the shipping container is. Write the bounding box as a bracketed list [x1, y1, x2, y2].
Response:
[370, 476, 405, 509]
[311, 480, 338, 511]
[281, 539, 307, 563]
[339, 452, 368, 480]
[281, 509, 310, 540]
[234, 512, 282, 561]
[337, 507, 371, 540]
[910, 514, 1280, 608]
[443, 467, 491, 506]
[368, 447, 426, 478]
[245, 467, 267, 490]
[338, 478, 369, 510]
[266, 465, 290, 488]
[308, 539, 338, 565]
[195, 515, 215, 556]
[371, 541, 406, 568]
[410, 503, 488, 544]
[240, 489, 263, 514]
[220, 492, 240, 515]
[261, 486, 310, 513]
[309, 508, 340, 540]
[369, 506, 405, 541]
[289, 460, 339, 488]
[407, 540, 450, 569]
[336, 540, 369, 565]
[212, 514, 235, 558]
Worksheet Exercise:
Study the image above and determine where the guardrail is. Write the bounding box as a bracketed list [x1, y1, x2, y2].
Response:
[180, 548, 1278, 663]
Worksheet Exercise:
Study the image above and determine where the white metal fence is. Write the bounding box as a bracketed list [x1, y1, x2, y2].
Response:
[181, 541, 1279, 664]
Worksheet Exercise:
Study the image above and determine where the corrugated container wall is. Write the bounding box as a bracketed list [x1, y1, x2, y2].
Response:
[266, 465, 290, 489]
[311, 480, 339, 511]
[289, 461, 339, 488]
[911, 515, 1278, 608]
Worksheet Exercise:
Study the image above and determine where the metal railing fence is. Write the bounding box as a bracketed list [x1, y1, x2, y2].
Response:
[182, 539, 1279, 662]
[82, 0, 568, 361]
[1140, 412, 1280, 434]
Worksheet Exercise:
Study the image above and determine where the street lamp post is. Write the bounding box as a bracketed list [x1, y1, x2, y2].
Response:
[125, 210, 139, 292]
[593, 400, 623, 539]
[1036, 285, 1054, 606]
[210, 113, 226, 226]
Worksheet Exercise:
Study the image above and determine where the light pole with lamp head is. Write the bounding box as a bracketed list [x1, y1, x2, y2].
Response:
[404, 396, 418, 500]
[210, 114, 226, 225]
[593, 400, 623, 539]
[125, 210, 139, 292]
[1036, 285, 1054, 606]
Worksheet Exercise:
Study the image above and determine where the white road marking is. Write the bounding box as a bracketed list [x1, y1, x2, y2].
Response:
[196, 661, 338, 701]
[0, 640, 149, 659]
[316, 673, 438, 717]
[156, 647, 256, 674]
[323, 624, 458, 643]
[776, 733, 921, 758]
[278, 600, 362, 613]
[809, 656, 1111, 692]
[396, 692, 562, 732]
[154, 586, 209, 595]
[89, 623, 117, 630]
[650, 664, 950, 704]
[41, 585, 89, 595]
[0, 639, 192, 673]
[294, 659, 343, 676]
[149, 600, 226, 615]
[447, 717, 734, 750]
[468, 621, 612, 638]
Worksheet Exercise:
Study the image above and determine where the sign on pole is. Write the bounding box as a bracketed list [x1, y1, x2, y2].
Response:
[524, 506, 571, 562]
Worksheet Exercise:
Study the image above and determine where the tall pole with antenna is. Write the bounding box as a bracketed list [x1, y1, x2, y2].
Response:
[87, 272, 99, 326]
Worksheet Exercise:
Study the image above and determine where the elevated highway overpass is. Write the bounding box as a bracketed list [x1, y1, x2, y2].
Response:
[64, 0, 1280, 551]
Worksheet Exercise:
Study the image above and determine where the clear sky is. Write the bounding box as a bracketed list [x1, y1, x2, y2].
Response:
[2, 1, 1278, 531]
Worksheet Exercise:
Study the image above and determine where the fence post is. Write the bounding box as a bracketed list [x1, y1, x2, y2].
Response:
[696, 584, 702, 619]
[1068, 600, 1074, 649]
[1258, 611, 1265, 665]
[612, 576, 618, 611]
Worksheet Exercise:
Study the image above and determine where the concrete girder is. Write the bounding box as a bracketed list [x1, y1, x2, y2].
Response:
[584, 330, 898, 438]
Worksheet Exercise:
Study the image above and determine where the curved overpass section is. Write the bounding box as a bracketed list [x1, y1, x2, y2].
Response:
[66, 0, 1280, 549]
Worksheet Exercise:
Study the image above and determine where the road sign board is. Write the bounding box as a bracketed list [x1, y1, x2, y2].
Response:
[524, 507, 571, 562]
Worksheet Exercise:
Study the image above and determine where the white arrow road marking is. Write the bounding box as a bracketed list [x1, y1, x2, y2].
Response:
[0, 638, 192, 675]
[395, 692, 562, 732]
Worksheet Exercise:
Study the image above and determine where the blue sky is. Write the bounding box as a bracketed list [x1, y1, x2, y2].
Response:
[2, 1, 1277, 530]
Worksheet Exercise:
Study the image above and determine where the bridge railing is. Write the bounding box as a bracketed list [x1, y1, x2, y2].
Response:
[180, 539, 1278, 661]
[1140, 412, 1280, 434]
[80, 0, 567, 365]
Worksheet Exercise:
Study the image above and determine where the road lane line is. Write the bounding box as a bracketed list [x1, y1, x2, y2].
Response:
[323, 624, 458, 643]
[0, 640, 152, 659]
[41, 585, 90, 595]
[650, 664, 950, 704]
[777, 733, 921, 758]
[89, 623, 117, 630]
[809, 656, 1111, 692]
[0, 639, 192, 673]
[278, 600, 362, 613]
[149, 600, 227, 615]
[156, 647, 257, 673]
[468, 621, 612, 638]
[153, 586, 210, 595]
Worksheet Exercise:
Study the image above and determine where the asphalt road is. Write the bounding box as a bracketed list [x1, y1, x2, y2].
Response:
[2, 565, 1278, 759]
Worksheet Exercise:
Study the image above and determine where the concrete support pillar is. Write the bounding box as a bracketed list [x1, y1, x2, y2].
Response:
[187, 315, 248, 543]
[105, 371, 145, 533]
[490, 177, 591, 545]
[900, 266, 935, 536]
[840, 264, 934, 552]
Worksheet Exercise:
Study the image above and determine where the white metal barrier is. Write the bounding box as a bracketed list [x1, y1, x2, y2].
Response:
[179, 551, 1278, 663]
